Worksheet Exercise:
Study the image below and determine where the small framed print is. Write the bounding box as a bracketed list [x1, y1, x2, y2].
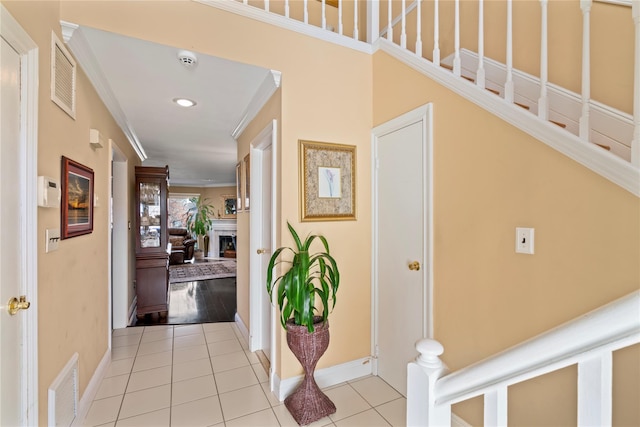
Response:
[61, 156, 94, 239]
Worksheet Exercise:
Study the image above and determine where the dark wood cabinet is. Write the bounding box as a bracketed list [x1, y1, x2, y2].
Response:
[135, 166, 170, 317]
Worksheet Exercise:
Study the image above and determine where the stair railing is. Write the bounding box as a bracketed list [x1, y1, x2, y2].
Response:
[406, 290, 640, 426]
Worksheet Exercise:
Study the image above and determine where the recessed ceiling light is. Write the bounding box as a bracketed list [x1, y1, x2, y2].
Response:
[173, 98, 196, 108]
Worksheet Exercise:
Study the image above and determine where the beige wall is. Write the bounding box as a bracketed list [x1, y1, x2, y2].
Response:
[170, 185, 237, 220]
[373, 50, 639, 426]
[2, 2, 141, 425]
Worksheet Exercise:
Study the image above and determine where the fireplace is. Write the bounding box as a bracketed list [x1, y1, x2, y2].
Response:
[209, 220, 237, 259]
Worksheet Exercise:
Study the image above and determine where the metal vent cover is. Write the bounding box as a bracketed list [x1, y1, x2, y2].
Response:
[51, 32, 76, 119]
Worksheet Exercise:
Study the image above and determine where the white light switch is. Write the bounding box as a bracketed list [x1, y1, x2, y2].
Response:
[516, 227, 534, 254]
[46, 228, 60, 253]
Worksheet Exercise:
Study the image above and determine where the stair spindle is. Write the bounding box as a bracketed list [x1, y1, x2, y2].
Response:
[322, 0, 327, 30]
[265, 0, 270, 12]
[416, 0, 423, 57]
[632, 0, 640, 166]
[387, 0, 393, 41]
[304, 0, 308, 24]
[285, 0, 290, 18]
[579, 0, 592, 140]
[538, 0, 549, 121]
[505, 0, 514, 104]
[338, 0, 343, 35]
[401, 0, 407, 48]
[477, 0, 486, 88]
[433, 0, 440, 65]
[454, 0, 461, 76]
[353, 0, 359, 40]
[484, 387, 508, 427]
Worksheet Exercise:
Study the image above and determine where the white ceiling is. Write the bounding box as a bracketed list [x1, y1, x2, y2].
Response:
[64, 25, 276, 187]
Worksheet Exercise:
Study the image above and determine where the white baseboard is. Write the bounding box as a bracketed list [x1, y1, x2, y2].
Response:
[234, 312, 250, 345]
[73, 348, 111, 426]
[452, 413, 472, 427]
[273, 356, 373, 401]
[127, 296, 137, 326]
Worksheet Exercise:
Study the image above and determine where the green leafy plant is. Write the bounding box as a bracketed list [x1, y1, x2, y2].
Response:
[266, 222, 340, 332]
[185, 196, 215, 238]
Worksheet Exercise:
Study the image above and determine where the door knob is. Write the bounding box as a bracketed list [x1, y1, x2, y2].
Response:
[257, 248, 267, 255]
[408, 261, 421, 271]
[8, 295, 31, 316]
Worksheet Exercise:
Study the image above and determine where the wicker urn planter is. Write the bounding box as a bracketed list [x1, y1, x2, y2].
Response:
[284, 317, 336, 425]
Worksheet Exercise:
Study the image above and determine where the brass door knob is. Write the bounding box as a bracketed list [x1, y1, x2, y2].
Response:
[8, 296, 30, 316]
[257, 248, 267, 255]
[408, 261, 421, 271]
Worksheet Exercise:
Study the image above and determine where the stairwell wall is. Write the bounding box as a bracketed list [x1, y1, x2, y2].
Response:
[373, 50, 639, 425]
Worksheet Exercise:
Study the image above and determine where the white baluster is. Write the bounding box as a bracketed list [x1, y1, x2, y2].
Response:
[484, 387, 508, 427]
[265, 0, 269, 12]
[577, 353, 612, 426]
[477, 0, 486, 88]
[285, 0, 290, 18]
[387, 0, 393, 41]
[433, 0, 440, 65]
[505, 0, 514, 104]
[416, 0, 423, 57]
[304, 0, 309, 24]
[504, 0, 513, 104]
[338, 0, 343, 35]
[401, 0, 407, 48]
[579, 0, 592, 140]
[632, 0, 640, 166]
[322, 0, 327, 30]
[243, 0, 248, 4]
[539, 0, 549, 121]
[407, 339, 451, 426]
[354, 0, 359, 40]
[453, 0, 461, 76]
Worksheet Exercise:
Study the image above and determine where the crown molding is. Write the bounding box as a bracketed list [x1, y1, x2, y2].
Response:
[231, 70, 281, 140]
[59, 21, 147, 161]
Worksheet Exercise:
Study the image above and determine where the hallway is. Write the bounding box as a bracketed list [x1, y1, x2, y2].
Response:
[80, 323, 407, 426]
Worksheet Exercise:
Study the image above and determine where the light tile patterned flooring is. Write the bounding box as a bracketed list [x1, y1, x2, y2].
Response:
[80, 322, 407, 426]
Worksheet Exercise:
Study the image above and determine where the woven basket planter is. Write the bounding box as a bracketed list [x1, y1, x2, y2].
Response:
[284, 318, 336, 425]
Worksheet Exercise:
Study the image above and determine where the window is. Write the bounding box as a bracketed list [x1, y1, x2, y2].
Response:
[167, 193, 198, 229]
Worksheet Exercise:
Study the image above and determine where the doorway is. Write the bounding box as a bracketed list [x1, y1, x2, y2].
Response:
[0, 5, 39, 424]
[372, 105, 433, 396]
[111, 143, 129, 330]
[249, 120, 278, 388]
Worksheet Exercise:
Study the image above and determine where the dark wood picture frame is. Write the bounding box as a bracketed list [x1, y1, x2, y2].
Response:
[243, 153, 251, 212]
[61, 156, 94, 239]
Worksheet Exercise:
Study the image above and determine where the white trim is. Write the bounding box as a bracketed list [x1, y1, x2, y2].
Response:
[273, 357, 373, 401]
[232, 71, 281, 139]
[371, 104, 435, 386]
[1, 5, 40, 425]
[234, 312, 250, 345]
[594, 0, 631, 6]
[194, 0, 372, 54]
[452, 413, 473, 427]
[373, 39, 640, 196]
[59, 21, 147, 161]
[73, 349, 111, 427]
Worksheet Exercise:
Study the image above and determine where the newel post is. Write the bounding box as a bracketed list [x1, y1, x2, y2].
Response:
[407, 339, 451, 426]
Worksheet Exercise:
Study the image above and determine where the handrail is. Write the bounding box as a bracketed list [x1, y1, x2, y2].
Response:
[408, 290, 640, 425]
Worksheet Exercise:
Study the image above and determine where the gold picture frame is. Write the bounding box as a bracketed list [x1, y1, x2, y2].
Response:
[299, 140, 356, 221]
[243, 153, 250, 212]
[236, 162, 243, 212]
[220, 194, 237, 219]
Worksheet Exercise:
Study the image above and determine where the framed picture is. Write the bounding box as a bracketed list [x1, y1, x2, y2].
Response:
[299, 140, 356, 221]
[243, 154, 250, 212]
[236, 162, 243, 212]
[61, 156, 94, 239]
[220, 194, 237, 219]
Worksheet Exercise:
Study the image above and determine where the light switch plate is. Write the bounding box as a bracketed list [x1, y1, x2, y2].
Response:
[46, 228, 60, 253]
[516, 227, 534, 254]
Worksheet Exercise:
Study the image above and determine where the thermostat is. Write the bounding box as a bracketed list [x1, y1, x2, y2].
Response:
[38, 176, 61, 208]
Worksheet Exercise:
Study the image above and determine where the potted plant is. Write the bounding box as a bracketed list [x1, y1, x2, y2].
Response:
[185, 196, 215, 257]
[266, 222, 340, 425]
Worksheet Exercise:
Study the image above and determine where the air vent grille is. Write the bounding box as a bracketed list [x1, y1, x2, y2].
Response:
[51, 32, 76, 119]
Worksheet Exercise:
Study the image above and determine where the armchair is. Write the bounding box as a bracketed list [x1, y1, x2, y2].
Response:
[168, 228, 197, 265]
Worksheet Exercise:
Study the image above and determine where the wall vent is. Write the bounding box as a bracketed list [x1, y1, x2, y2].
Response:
[48, 353, 79, 426]
[50, 31, 76, 119]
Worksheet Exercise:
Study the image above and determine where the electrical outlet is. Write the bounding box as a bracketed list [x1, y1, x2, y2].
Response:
[516, 227, 534, 254]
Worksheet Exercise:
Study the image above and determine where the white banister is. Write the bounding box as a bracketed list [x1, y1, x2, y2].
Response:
[416, 0, 423, 57]
[476, 0, 486, 88]
[353, 0, 359, 40]
[433, 0, 440, 65]
[538, 0, 549, 121]
[435, 291, 639, 405]
[632, 0, 640, 166]
[453, 0, 461, 76]
[387, 0, 393, 41]
[579, 0, 592, 140]
[504, 0, 514, 103]
[577, 352, 613, 426]
[401, 0, 407, 48]
[407, 339, 451, 426]
[408, 291, 640, 426]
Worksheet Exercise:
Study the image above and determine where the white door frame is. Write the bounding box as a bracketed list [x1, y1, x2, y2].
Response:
[1, 5, 39, 424]
[249, 120, 278, 388]
[109, 142, 129, 331]
[371, 104, 434, 373]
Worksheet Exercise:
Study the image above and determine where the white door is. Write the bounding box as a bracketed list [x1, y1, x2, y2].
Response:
[0, 30, 37, 424]
[373, 105, 433, 396]
[259, 145, 273, 358]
